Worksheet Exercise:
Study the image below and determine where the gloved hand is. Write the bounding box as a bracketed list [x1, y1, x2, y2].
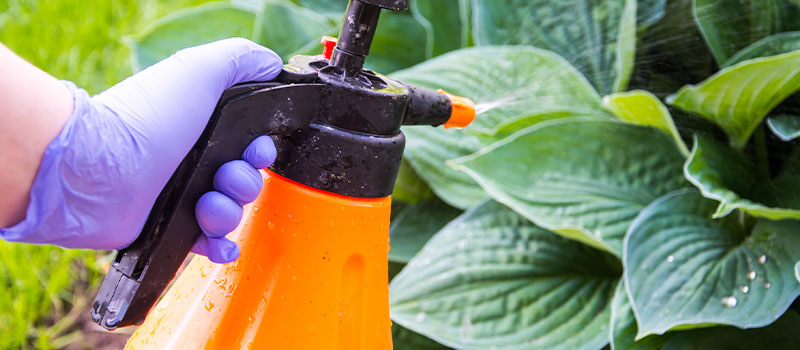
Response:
[0, 38, 282, 263]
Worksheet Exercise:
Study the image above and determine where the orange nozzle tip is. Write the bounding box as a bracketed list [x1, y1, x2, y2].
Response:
[437, 89, 476, 129]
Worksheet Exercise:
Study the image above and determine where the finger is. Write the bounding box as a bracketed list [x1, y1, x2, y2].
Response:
[191, 235, 240, 264]
[242, 135, 277, 169]
[213, 160, 263, 204]
[190, 234, 210, 256]
[195, 191, 243, 238]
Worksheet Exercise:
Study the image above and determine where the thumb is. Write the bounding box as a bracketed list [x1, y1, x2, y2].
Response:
[170, 37, 283, 96]
[93, 37, 283, 162]
[96, 37, 282, 122]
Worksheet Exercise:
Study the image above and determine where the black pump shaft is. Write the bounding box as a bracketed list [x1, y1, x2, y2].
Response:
[330, 0, 408, 74]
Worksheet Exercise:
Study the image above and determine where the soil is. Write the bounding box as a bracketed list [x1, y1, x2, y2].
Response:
[63, 305, 132, 350]
[63, 254, 197, 349]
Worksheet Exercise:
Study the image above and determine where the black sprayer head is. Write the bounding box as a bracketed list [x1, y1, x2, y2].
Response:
[91, 0, 474, 331]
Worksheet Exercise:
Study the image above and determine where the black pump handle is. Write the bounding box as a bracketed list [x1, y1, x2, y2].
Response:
[90, 82, 324, 329]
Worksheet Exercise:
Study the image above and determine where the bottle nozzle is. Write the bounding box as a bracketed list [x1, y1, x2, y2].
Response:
[402, 85, 475, 129]
[437, 89, 476, 129]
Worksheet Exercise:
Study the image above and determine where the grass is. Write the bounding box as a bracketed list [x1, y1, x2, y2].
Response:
[0, 248, 101, 349]
[0, 0, 212, 348]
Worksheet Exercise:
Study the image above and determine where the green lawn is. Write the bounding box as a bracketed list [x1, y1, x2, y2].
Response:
[0, 0, 211, 348]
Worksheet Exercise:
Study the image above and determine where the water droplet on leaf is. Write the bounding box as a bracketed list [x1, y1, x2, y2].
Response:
[667, 255, 674, 263]
[747, 271, 756, 280]
[721, 296, 738, 308]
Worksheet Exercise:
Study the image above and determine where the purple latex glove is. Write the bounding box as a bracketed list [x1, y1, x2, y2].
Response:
[0, 38, 282, 263]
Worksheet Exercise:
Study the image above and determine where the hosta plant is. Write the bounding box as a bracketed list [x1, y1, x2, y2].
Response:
[134, 0, 800, 348]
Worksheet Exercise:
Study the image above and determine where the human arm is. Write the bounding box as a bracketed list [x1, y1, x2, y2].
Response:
[0, 38, 282, 263]
[0, 43, 74, 227]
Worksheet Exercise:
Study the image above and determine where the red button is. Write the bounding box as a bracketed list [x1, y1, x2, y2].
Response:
[321, 36, 337, 60]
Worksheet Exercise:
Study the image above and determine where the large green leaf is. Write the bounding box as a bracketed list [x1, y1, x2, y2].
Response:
[723, 31, 800, 67]
[638, 0, 667, 27]
[401, 126, 487, 209]
[450, 117, 687, 256]
[661, 310, 800, 349]
[796, 261, 800, 283]
[611, 0, 637, 93]
[253, 1, 337, 59]
[767, 114, 800, 141]
[492, 108, 611, 139]
[128, 3, 257, 71]
[667, 50, 800, 149]
[610, 280, 674, 350]
[392, 46, 606, 209]
[473, 0, 642, 94]
[624, 190, 800, 338]
[295, 0, 347, 16]
[393, 324, 452, 350]
[411, 0, 469, 58]
[390, 200, 620, 350]
[693, 0, 800, 64]
[684, 135, 800, 220]
[231, 0, 267, 12]
[603, 90, 689, 156]
[389, 198, 462, 263]
[393, 46, 604, 135]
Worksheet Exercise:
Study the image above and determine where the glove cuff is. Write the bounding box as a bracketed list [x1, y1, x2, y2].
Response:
[0, 81, 133, 249]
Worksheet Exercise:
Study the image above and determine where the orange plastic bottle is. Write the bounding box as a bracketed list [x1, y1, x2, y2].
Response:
[109, 1, 477, 347]
[125, 169, 393, 349]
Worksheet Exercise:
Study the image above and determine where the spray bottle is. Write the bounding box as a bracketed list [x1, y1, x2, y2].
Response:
[90, 0, 475, 348]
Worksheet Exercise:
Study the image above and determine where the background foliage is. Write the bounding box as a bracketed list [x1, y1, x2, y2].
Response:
[2, 0, 800, 349]
[129, 0, 800, 348]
